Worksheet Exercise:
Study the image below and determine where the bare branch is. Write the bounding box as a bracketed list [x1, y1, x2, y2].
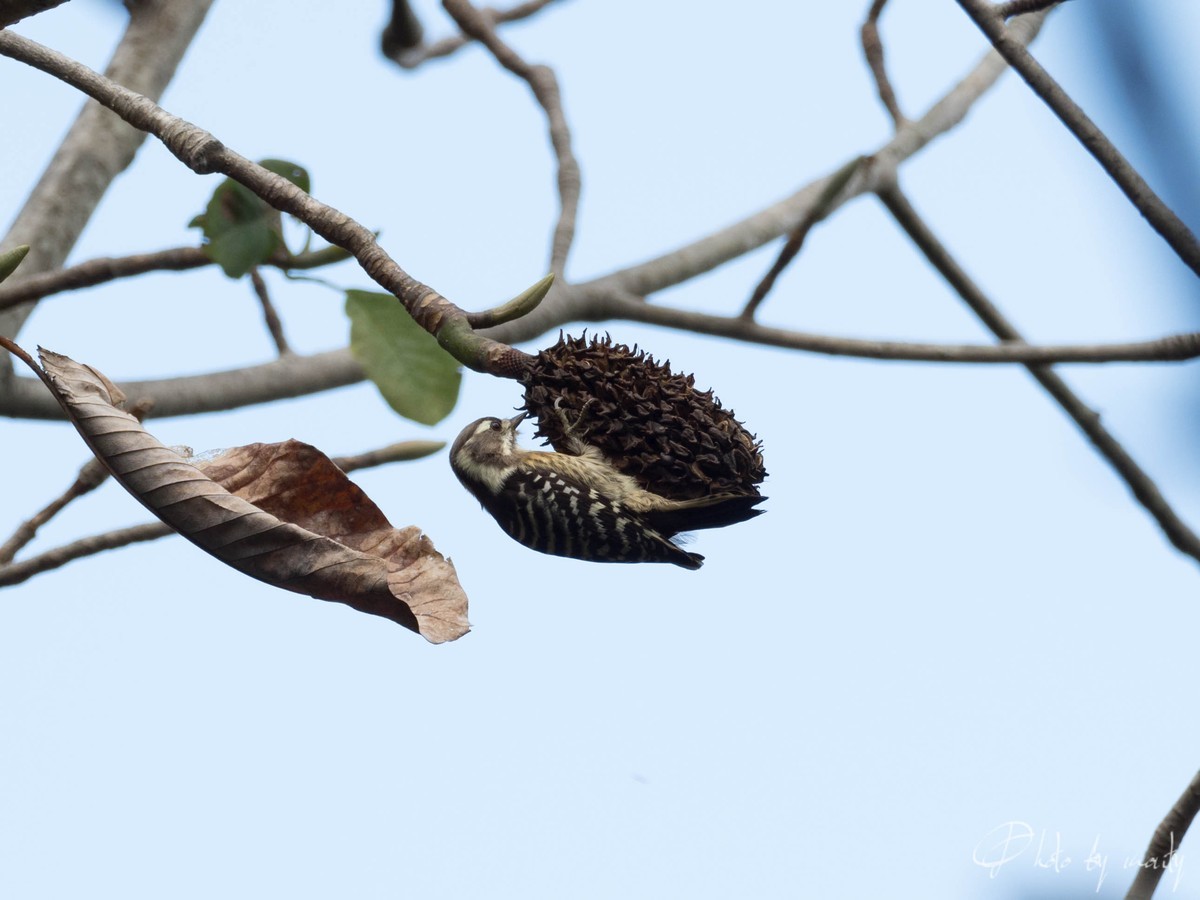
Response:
[0, 247, 209, 311]
[742, 157, 865, 319]
[861, 0, 906, 127]
[0, 394, 155, 563]
[390, 0, 562, 68]
[1126, 770, 1200, 900]
[0, 523, 170, 587]
[611, 295, 1200, 364]
[877, 180, 1200, 569]
[443, 0, 581, 277]
[0, 244, 351, 311]
[249, 268, 291, 356]
[0, 348, 365, 421]
[0, 457, 109, 565]
[957, 0, 1200, 277]
[332, 440, 447, 471]
[0, 440, 446, 587]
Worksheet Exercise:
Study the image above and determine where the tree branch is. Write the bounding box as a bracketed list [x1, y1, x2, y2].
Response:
[0, 522, 170, 587]
[0, 244, 351, 311]
[609, 295, 1200, 364]
[741, 157, 865, 319]
[388, 0, 563, 69]
[1126, 770, 1200, 900]
[331, 440, 447, 471]
[877, 179, 1200, 568]
[442, 0, 581, 277]
[0, 348, 365, 420]
[957, 0, 1200, 277]
[861, 0, 906, 128]
[249, 268, 291, 356]
[0, 457, 109, 565]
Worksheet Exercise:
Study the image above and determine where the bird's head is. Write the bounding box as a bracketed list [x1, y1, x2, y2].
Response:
[449, 412, 528, 496]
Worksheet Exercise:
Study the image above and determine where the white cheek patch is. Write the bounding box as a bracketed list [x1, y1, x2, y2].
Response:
[456, 452, 514, 494]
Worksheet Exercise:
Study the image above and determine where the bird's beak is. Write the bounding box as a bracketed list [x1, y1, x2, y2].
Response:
[509, 411, 528, 429]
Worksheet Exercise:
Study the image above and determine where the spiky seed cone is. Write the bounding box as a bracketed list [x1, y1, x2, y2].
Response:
[519, 333, 766, 500]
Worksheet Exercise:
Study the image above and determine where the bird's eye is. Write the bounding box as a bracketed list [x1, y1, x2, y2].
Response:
[490, 420, 501, 431]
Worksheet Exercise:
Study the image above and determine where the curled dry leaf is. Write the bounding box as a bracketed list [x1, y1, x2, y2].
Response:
[31, 346, 470, 643]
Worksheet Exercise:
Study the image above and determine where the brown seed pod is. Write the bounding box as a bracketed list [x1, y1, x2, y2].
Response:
[518, 333, 766, 501]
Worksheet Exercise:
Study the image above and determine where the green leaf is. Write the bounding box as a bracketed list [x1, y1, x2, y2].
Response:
[0, 244, 30, 284]
[197, 181, 281, 278]
[346, 290, 462, 426]
[190, 159, 310, 279]
[259, 159, 311, 194]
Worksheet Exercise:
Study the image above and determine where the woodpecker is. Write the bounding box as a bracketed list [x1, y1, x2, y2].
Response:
[449, 412, 765, 568]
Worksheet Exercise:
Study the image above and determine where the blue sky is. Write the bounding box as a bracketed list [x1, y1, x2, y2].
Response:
[2, 2, 1199, 898]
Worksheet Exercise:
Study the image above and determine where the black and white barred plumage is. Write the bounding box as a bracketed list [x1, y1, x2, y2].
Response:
[449, 413, 764, 568]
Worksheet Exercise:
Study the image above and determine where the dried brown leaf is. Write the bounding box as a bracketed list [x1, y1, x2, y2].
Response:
[33, 347, 469, 643]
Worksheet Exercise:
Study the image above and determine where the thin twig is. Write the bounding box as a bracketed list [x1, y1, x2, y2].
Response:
[1126, 770, 1200, 900]
[391, 0, 562, 68]
[333, 440, 446, 471]
[0, 395, 153, 564]
[957, 0, 1200, 277]
[0, 440, 446, 587]
[442, 0, 581, 277]
[249, 267, 291, 355]
[741, 157, 866, 319]
[0, 246, 208, 310]
[861, 0, 906, 127]
[877, 179, 1200, 568]
[0, 458, 109, 565]
[0, 244, 351, 311]
[0, 523, 171, 586]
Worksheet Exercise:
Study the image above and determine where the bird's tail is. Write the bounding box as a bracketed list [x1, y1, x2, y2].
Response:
[646, 493, 766, 537]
